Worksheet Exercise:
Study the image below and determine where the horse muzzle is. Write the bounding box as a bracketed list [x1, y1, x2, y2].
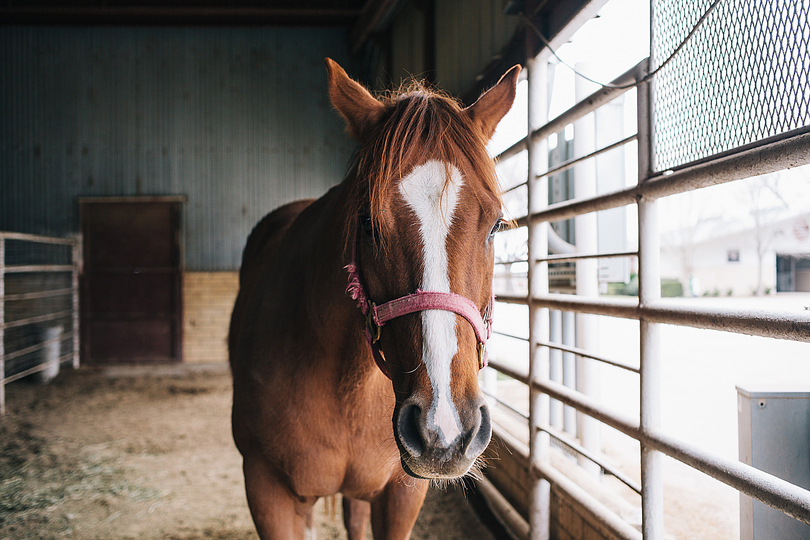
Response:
[393, 393, 492, 479]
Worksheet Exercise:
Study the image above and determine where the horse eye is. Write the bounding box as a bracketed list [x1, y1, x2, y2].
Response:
[361, 215, 374, 237]
[488, 218, 505, 239]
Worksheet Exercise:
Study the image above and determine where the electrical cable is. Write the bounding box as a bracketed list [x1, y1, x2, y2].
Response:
[521, 0, 723, 89]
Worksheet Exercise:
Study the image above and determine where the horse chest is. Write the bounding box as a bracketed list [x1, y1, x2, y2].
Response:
[256, 372, 400, 498]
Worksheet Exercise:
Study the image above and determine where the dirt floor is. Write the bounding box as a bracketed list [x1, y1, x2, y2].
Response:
[0, 365, 499, 540]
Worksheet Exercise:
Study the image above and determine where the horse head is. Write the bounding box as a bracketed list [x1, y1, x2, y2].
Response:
[326, 59, 519, 480]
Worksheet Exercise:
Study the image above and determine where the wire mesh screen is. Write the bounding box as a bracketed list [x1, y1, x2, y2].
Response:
[651, 0, 810, 172]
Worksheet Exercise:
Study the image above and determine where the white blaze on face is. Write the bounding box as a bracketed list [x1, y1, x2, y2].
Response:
[399, 160, 464, 445]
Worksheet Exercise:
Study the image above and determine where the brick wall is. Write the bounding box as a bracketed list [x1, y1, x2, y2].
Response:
[182, 272, 239, 363]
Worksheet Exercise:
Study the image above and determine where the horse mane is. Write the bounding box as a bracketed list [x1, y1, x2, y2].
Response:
[344, 80, 503, 249]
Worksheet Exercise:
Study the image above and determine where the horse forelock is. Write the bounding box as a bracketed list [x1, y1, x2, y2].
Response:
[342, 83, 502, 251]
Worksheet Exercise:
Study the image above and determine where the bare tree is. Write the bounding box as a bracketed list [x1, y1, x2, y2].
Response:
[740, 174, 788, 296]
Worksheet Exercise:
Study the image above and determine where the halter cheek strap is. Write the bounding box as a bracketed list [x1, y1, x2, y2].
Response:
[345, 224, 494, 379]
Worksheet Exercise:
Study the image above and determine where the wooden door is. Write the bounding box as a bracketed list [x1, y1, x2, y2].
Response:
[80, 198, 183, 363]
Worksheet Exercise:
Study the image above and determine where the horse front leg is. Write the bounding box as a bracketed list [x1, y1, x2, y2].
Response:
[243, 454, 316, 539]
[370, 477, 429, 540]
[342, 496, 371, 540]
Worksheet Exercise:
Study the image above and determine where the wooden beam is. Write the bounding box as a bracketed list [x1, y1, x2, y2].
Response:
[350, 0, 403, 55]
[0, 6, 363, 26]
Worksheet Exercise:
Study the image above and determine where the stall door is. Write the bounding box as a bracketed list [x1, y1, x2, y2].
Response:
[80, 199, 182, 363]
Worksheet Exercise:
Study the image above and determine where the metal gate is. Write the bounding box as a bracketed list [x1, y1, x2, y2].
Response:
[482, 0, 810, 538]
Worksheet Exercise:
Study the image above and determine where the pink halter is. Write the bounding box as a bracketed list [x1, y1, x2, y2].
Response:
[345, 221, 493, 379]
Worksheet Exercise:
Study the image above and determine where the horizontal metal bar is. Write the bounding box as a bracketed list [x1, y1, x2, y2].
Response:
[529, 293, 641, 319]
[476, 475, 530, 540]
[537, 251, 638, 263]
[486, 384, 642, 494]
[0, 232, 76, 246]
[1, 352, 74, 385]
[496, 294, 810, 342]
[538, 423, 642, 495]
[1, 310, 73, 330]
[493, 427, 643, 540]
[530, 377, 810, 526]
[3, 265, 74, 274]
[536, 340, 639, 373]
[495, 294, 529, 306]
[641, 302, 810, 342]
[3, 287, 74, 301]
[496, 59, 647, 162]
[2, 332, 72, 362]
[540, 134, 638, 179]
[492, 330, 529, 342]
[482, 387, 529, 420]
[521, 129, 810, 226]
[487, 359, 529, 384]
[502, 181, 527, 195]
[495, 258, 529, 266]
[535, 459, 643, 540]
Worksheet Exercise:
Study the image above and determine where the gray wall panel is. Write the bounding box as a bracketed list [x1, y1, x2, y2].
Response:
[0, 27, 355, 270]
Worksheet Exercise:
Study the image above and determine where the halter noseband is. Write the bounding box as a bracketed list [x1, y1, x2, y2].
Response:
[345, 220, 493, 379]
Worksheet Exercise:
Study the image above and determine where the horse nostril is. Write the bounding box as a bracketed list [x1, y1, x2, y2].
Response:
[397, 401, 426, 458]
[464, 403, 492, 460]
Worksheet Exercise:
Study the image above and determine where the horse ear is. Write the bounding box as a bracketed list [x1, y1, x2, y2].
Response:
[463, 65, 521, 142]
[325, 58, 385, 141]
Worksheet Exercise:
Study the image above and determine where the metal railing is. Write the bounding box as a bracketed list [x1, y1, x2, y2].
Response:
[0, 232, 81, 414]
[483, 52, 810, 539]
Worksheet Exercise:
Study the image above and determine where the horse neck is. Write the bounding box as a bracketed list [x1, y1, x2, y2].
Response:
[299, 176, 380, 377]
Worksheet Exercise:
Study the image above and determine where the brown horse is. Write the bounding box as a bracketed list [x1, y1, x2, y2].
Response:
[229, 59, 519, 540]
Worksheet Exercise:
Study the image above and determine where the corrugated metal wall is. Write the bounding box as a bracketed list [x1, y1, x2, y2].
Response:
[435, 0, 518, 96]
[384, 0, 519, 97]
[0, 27, 355, 271]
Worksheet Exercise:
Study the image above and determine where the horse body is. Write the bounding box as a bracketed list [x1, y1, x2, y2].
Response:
[230, 59, 518, 539]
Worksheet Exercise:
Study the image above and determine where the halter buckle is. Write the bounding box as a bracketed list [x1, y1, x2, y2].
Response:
[477, 342, 487, 369]
[366, 302, 382, 344]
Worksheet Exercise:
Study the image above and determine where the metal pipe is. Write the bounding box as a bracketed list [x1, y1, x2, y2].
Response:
[0, 237, 5, 415]
[493, 330, 529, 341]
[477, 475, 530, 540]
[637, 67, 664, 536]
[496, 293, 810, 343]
[72, 237, 80, 369]
[492, 427, 643, 540]
[539, 134, 638, 179]
[1, 310, 74, 331]
[496, 59, 647, 162]
[518, 129, 810, 226]
[561, 310, 577, 436]
[537, 250, 638, 263]
[3, 265, 75, 274]
[549, 310, 563, 428]
[0, 231, 75, 245]
[525, 377, 810, 527]
[1, 332, 71, 362]
[536, 340, 639, 373]
[2, 353, 74, 385]
[536, 422, 642, 495]
[483, 388, 529, 422]
[526, 50, 551, 540]
[3, 287, 74, 301]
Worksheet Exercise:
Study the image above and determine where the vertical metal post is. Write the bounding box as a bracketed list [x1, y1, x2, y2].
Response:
[637, 62, 664, 539]
[549, 310, 563, 429]
[526, 51, 551, 540]
[71, 236, 81, 369]
[0, 237, 5, 415]
[562, 310, 577, 436]
[573, 66, 601, 476]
